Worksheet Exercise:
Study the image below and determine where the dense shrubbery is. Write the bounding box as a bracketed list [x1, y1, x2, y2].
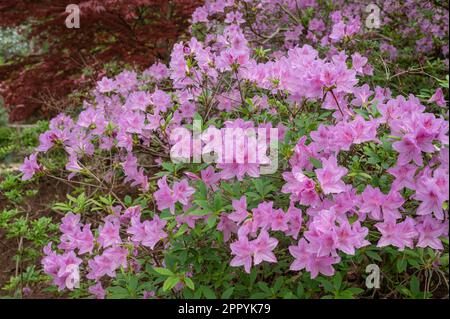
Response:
[1, 0, 449, 299]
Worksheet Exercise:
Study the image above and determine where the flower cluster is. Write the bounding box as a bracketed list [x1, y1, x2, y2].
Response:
[42, 206, 168, 294]
[17, 0, 448, 298]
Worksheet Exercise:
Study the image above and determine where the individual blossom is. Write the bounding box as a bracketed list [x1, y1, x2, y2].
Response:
[375, 218, 418, 251]
[251, 230, 278, 265]
[154, 176, 195, 214]
[98, 221, 122, 249]
[217, 213, 238, 242]
[414, 177, 447, 220]
[229, 235, 253, 273]
[127, 214, 167, 249]
[42, 244, 82, 291]
[228, 196, 249, 224]
[316, 156, 348, 194]
[416, 216, 446, 250]
[89, 282, 106, 299]
[428, 88, 446, 107]
[87, 246, 128, 280]
[19, 153, 41, 181]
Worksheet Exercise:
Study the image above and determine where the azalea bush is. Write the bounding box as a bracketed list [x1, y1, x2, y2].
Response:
[1, 0, 449, 299]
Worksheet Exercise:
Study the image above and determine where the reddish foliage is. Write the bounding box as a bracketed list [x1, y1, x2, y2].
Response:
[0, 0, 202, 122]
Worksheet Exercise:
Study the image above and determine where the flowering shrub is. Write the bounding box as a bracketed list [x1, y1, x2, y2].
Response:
[12, 0, 449, 299]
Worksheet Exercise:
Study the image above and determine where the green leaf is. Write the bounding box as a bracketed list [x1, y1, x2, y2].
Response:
[318, 278, 334, 292]
[396, 258, 407, 273]
[365, 250, 382, 262]
[410, 275, 420, 295]
[188, 209, 210, 216]
[163, 276, 180, 291]
[174, 223, 189, 238]
[206, 215, 217, 228]
[347, 287, 364, 295]
[333, 272, 342, 291]
[154, 267, 174, 276]
[273, 276, 284, 293]
[257, 282, 271, 293]
[221, 287, 234, 299]
[309, 157, 322, 169]
[194, 200, 212, 210]
[184, 277, 195, 290]
[201, 286, 216, 299]
[296, 283, 305, 298]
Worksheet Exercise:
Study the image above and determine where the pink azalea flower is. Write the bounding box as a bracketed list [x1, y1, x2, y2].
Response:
[97, 76, 116, 93]
[416, 216, 446, 250]
[42, 244, 82, 291]
[127, 214, 167, 249]
[428, 88, 446, 107]
[306, 255, 338, 279]
[393, 135, 423, 166]
[360, 186, 404, 221]
[229, 196, 249, 224]
[154, 176, 176, 213]
[87, 246, 128, 280]
[76, 224, 95, 255]
[289, 239, 310, 271]
[316, 156, 348, 194]
[173, 179, 196, 205]
[230, 235, 253, 273]
[251, 230, 278, 265]
[217, 213, 238, 242]
[414, 177, 447, 220]
[376, 218, 418, 251]
[98, 221, 122, 248]
[89, 282, 106, 299]
[271, 209, 289, 232]
[388, 164, 417, 190]
[19, 153, 41, 181]
[154, 177, 195, 214]
[285, 205, 303, 239]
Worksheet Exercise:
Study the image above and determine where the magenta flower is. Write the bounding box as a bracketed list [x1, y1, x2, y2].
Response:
[87, 246, 128, 280]
[252, 230, 278, 265]
[42, 243, 82, 291]
[154, 177, 195, 214]
[271, 209, 289, 232]
[360, 186, 404, 221]
[230, 235, 253, 273]
[98, 221, 122, 249]
[97, 76, 116, 93]
[429, 88, 446, 107]
[173, 179, 196, 206]
[414, 177, 447, 220]
[127, 214, 167, 249]
[306, 255, 339, 279]
[376, 218, 418, 251]
[289, 239, 310, 271]
[19, 153, 41, 181]
[229, 196, 248, 224]
[388, 164, 417, 190]
[217, 213, 237, 242]
[316, 156, 348, 194]
[416, 216, 446, 250]
[393, 135, 423, 166]
[286, 205, 303, 239]
[89, 282, 106, 299]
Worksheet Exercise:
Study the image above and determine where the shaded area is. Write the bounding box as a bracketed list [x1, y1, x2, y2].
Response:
[0, 0, 202, 122]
